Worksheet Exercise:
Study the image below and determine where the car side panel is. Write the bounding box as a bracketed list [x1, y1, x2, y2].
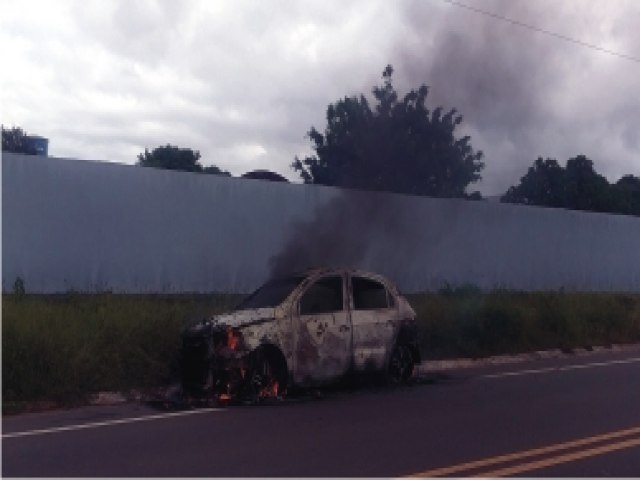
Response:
[292, 310, 352, 386]
[292, 274, 352, 386]
[350, 308, 397, 371]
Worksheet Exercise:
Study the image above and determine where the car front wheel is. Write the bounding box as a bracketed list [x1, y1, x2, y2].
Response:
[246, 348, 286, 401]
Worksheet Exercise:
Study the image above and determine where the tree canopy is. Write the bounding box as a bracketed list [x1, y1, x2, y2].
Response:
[613, 175, 640, 216]
[2, 126, 34, 154]
[502, 155, 640, 216]
[292, 65, 484, 198]
[241, 170, 289, 182]
[137, 145, 230, 176]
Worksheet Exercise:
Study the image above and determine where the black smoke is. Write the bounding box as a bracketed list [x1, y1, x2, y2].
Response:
[268, 188, 421, 279]
[393, 1, 640, 193]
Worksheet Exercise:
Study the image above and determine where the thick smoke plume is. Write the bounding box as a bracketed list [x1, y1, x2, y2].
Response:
[269, 189, 419, 279]
[270, 1, 640, 278]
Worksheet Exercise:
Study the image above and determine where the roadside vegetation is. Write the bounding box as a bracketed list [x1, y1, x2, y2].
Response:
[3, 290, 640, 412]
[409, 286, 640, 359]
[2, 293, 241, 413]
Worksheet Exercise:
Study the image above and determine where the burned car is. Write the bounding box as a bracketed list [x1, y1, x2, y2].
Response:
[181, 268, 419, 402]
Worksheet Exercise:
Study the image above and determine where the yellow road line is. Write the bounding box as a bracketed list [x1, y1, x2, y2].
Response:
[408, 425, 640, 477]
[475, 435, 640, 477]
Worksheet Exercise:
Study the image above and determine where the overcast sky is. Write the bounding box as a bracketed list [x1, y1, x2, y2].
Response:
[2, 0, 639, 195]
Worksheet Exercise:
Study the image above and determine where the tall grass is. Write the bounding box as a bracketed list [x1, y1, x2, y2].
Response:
[3, 290, 640, 409]
[2, 293, 241, 408]
[409, 287, 640, 359]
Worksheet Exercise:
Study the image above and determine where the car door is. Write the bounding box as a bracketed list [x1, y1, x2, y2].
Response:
[293, 274, 352, 386]
[349, 275, 398, 372]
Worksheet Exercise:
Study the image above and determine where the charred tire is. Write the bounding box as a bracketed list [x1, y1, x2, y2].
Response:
[387, 343, 415, 384]
[246, 347, 288, 401]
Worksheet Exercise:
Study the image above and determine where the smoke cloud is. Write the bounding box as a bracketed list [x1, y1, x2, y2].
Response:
[269, 189, 421, 278]
[394, 0, 640, 194]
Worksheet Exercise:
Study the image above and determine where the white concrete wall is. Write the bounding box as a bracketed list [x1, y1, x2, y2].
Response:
[3, 152, 640, 293]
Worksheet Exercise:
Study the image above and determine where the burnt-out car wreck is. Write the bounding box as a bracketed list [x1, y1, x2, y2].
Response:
[181, 268, 420, 403]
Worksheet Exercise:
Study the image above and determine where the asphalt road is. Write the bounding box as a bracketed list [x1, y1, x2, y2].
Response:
[3, 346, 640, 477]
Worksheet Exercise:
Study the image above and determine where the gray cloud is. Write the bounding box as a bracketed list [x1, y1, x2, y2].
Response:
[1, 0, 638, 193]
[393, 0, 640, 193]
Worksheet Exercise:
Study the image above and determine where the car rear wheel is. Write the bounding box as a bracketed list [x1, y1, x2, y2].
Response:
[387, 343, 415, 384]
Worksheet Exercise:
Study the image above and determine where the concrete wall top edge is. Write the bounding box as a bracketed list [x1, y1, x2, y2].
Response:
[4, 152, 639, 224]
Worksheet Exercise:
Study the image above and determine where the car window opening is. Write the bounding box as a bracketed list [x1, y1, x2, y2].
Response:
[352, 277, 389, 310]
[238, 276, 305, 309]
[300, 276, 343, 315]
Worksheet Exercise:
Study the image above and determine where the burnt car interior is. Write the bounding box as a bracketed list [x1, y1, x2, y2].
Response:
[238, 275, 304, 309]
[351, 276, 394, 309]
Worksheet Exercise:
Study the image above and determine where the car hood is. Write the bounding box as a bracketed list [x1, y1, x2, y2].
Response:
[210, 307, 276, 329]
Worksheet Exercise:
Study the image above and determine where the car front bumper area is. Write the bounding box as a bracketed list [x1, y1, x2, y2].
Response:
[181, 327, 251, 401]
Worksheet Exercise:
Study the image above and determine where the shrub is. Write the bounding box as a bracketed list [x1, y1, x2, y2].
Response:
[12, 277, 25, 296]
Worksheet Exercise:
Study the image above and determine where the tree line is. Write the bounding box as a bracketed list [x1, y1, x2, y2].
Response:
[3, 66, 639, 216]
[137, 146, 289, 181]
[502, 156, 640, 216]
[2, 126, 289, 183]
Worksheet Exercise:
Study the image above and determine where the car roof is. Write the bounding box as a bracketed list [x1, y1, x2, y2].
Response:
[291, 267, 398, 290]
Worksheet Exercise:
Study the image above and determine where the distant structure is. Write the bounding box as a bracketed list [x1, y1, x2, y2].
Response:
[241, 169, 289, 182]
[25, 135, 49, 156]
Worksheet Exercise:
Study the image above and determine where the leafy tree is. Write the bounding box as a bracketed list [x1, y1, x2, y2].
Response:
[2, 126, 34, 154]
[292, 65, 484, 198]
[501, 157, 566, 206]
[137, 145, 202, 172]
[137, 144, 229, 176]
[502, 155, 639, 216]
[202, 165, 231, 176]
[563, 155, 611, 213]
[241, 170, 289, 182]
[612, 175, 640, 216]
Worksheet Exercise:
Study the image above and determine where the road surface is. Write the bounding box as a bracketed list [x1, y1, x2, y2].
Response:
[3, 346, 640, 477]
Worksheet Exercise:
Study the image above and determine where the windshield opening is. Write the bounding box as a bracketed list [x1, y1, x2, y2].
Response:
[238, 276, 305, 309]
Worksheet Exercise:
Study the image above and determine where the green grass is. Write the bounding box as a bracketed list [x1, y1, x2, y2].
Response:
[409, 287, 640, 359]
[2, 293, 241, 411]
[3, 290, 640, 411]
